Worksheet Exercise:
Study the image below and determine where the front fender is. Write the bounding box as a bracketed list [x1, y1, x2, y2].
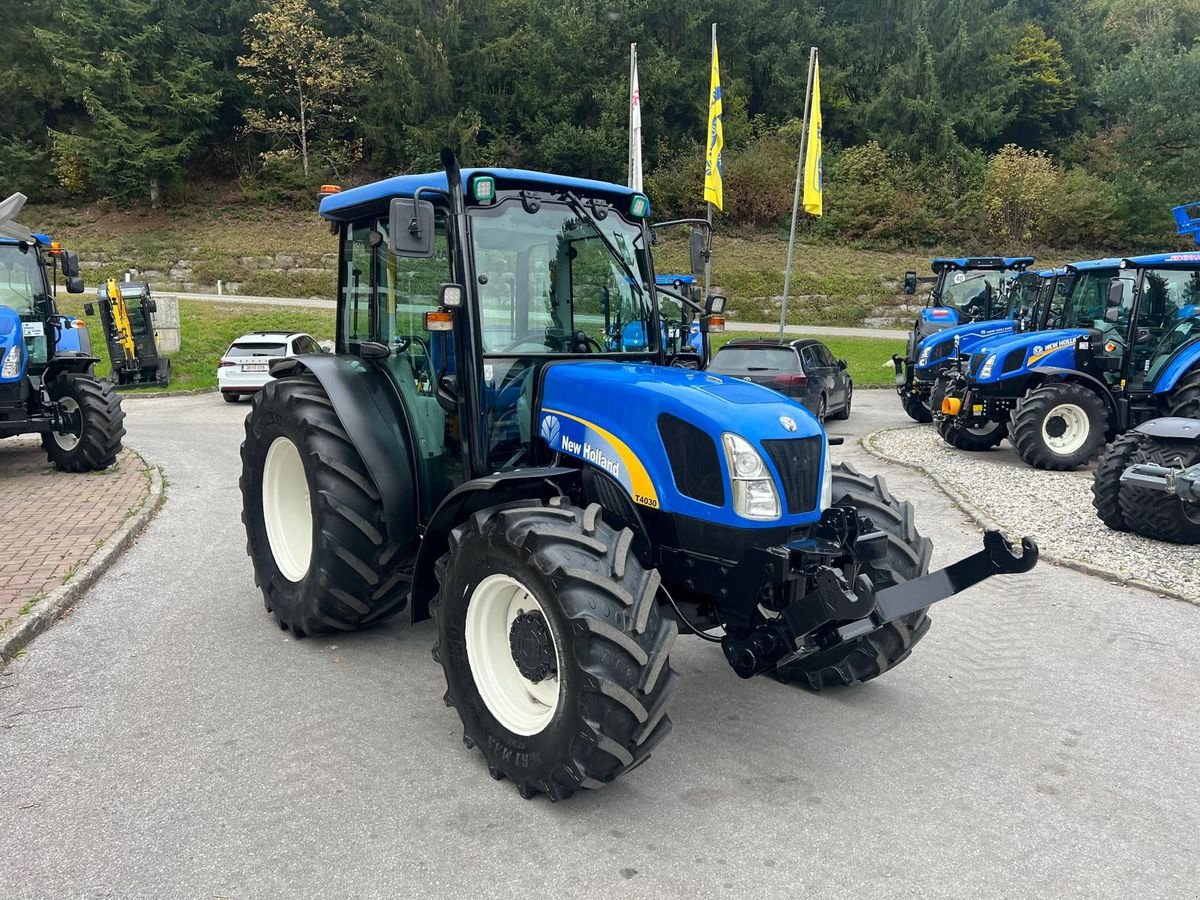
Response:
[1153, 341, 1200, 394]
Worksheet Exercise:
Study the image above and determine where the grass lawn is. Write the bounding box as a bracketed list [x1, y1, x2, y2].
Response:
[711, 331, 904, 387]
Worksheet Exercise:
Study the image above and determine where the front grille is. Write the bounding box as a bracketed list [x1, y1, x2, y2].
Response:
[761, 436, 823, 514]
[658, 414, 724, 507]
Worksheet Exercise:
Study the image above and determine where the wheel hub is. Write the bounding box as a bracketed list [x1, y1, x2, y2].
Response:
[509, 611, 556, 683]
[1046, 416, 1067, 439]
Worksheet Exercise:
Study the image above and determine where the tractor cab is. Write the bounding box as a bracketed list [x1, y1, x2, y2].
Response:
[894, 255, 1034, 421]
[0, 192, 125, 470]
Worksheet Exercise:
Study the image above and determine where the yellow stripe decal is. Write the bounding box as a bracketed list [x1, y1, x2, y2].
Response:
[541, 408, 659, 507]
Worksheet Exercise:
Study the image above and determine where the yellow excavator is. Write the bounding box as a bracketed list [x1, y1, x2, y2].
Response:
[84, 278, 171, 386]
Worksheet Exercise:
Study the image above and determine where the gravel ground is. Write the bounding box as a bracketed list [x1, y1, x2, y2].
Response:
[866, 425, 1199, 602]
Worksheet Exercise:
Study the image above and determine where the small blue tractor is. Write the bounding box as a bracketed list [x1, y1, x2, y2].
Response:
[0, 193, 125, 470]
[894, 256, 1035, 421]
[939, 254, 1200, 470]
[238, 153, 1038, 800]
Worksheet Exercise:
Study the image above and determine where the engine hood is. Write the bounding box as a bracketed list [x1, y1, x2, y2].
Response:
[537, 361, 827, 527]
[915, 318, 1017, 370]
[972, 328, 1090, 383]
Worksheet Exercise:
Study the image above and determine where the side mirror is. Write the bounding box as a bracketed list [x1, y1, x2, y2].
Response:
[60, 250, 81, 278]
[388, 198, 436, 258]
[838, 359, 848, 370]
[689, 229, 708, 277]
[904, 271, 917, 295]
[1106, 278, 1124, 308]
[1103, 307, 1120, 324]
[83, 303, 95, 316]
[66, 276, 85, 294]
[705, 288, 726, 315]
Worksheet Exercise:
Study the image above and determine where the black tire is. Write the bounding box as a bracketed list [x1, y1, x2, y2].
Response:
[41, 374, 125, 472]
[830, 381, 852, 420]
[937, 416, 1006, 451]
[815, 394, 827, 423]
[1169, 368, 1200, 418]
[222, 392, 241, 403]
[1091, 431, 1145, 531]
[432, 499, 678, 801]
[776, 462, 933, 690]
[1118, 437, 1200, 544]
[1009, 382, 1108, 470]
[929, 375, 948, 417]
[155, 357, 171, 386]
[240, 374, 414, 636]
[901, 391, 932, 423]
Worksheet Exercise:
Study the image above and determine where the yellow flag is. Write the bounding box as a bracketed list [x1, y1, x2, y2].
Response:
[803, 59, 823, 217]
[704, 39, 724, 210]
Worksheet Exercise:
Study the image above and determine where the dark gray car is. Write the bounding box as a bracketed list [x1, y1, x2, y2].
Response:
[706, 339, 853, 421]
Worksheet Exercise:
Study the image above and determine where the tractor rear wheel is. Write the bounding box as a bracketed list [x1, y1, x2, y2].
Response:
[432, 499, 678, 801]
[1009, 383, 1108, 470]
[1170, 369, 1200, 418]
[901, 391, 932, 423]
[775, 463, 933, 690]
[937, 417, 1006, 451]
[1118, 437, 1200, 544]
[1091, 431, 1145, 531]
[240, 374, 413, 636]
[41, 374, 125, 472]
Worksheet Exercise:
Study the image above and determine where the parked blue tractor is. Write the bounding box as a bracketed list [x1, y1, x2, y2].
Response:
[237, 153, 1038, 801]
[894, 256, 1035, 421]
[938, 254, 1200, 470]
[0, 193, 125, 470]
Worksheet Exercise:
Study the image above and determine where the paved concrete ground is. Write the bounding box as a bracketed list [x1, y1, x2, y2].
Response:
[0, 438, 150, 633]
[1, 390, 1197, 898]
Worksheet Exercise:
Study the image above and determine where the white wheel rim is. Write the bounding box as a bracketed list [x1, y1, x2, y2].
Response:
[465, 574, 561, 736]
[966, 423, 999, 437]
[1042, 403, 1090, 454]
[52, 397, 82, 451]
[262, 436, 312, 582]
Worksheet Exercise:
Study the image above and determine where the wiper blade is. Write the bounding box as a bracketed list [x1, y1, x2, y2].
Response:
[563, 192, 644, 297]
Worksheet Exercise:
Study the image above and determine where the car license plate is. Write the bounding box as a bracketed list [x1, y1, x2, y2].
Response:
[243, 363, 268, 372]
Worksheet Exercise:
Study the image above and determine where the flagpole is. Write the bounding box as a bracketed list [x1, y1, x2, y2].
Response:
[780, 46, 818, 342]
[704, 22, 716, 300]
[628, 42, 637, 188]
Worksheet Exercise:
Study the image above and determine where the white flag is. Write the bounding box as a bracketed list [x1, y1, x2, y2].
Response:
[628, 43, 643, 192]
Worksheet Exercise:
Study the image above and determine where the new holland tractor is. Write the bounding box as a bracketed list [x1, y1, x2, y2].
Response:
[0, 193, 125, 471]
[239, 153, 1038, 801]
[894, 256, 1035, 421]
[939, 255, 1200, 470]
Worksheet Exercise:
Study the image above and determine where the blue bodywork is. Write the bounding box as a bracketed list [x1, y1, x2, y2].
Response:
[0, 306, 23, 385]
[931, 256, 1035, 273]
[1172, 202, 1200, 246]
[913, 318, 1020, 378]
[537, 361, 828, 528]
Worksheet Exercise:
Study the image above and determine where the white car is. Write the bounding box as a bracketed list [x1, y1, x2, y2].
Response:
[218, 331, 324, 402]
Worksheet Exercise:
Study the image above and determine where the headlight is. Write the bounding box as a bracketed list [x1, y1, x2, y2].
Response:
[979, 354, 997, 378]
[1, 344, 21, 379]
[721, 433, 781, 520]
[917, 345, 931, 367]
[820, 437, 832, 511]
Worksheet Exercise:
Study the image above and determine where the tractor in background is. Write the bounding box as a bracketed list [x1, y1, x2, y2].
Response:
[0, 193, 125, 471]
[238, 153, 1037, 802]
[84, 278, 171, 386]
[894, 256, 1035, 421]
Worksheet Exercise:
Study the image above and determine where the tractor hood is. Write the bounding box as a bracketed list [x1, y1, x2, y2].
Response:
[0, 307, 22, 382]
[971, 328, 1090, 384]
[915, 318, 1017, 369]
[537, 361, 828, 528]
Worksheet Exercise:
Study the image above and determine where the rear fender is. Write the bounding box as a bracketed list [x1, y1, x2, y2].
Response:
[1133, 417, 1200, 440]
[271, 355, 419, 547]
[1152, 344, 1200, 394]
[43, 355, 100, 381]
[410, 467, 583, 623]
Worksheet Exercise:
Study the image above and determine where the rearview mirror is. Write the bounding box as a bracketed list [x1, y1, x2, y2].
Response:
[388, 198, 436, 258]
[689, 229, 707, 277]
[60, 249, 81, 278]
[66, 276, 85, 294]
[1106, 279, 1124, 308]
[904, 271, 917, 295]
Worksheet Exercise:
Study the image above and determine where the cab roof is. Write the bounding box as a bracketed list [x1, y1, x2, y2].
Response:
[1121, 252, 1200, 269]
[1065, 257, 1122, 273]
[0, 232, 52, 247]
[931, 256, 1034, 273]
[319, 168, 643, 223]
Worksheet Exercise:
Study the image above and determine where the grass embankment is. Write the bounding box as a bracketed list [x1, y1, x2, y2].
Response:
[713, 332, 903, 386]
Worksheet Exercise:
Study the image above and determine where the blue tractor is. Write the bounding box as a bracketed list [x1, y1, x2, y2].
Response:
[0, 193, 125, 471]
[894, 256, 1035, 421]
[237, 153, 1037, 800]
[939, 254, 1200, 470]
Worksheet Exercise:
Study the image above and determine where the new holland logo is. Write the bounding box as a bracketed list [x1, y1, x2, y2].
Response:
[779, 415, 797, 432]
[539, 414, 561, 448]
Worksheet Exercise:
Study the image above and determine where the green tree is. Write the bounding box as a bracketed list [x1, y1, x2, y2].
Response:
[997, 25, 1077, 147]
[34, 0, 223, 202]
[984, 144, 1057, 245]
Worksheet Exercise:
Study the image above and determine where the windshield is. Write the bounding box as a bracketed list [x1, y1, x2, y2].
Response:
[470, 198, 654, 354]
[938, 269, 1008, 318]
[0, 243, 47, 315]
[710, 346, 798, 372]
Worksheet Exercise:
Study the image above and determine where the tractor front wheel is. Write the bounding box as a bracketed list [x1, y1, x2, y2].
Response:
[937, 417, 1006, 451]
[1009, 383, 1108, 470]
[1091, 431, 1145, 531]
[240, 374, 413, 636]
[41, 374, 126, 472]
[1118, 437, 1200, 544]
[432, 500, 678, 800]
[901, 391, 932, 423]
[775, 463, 933, 689]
